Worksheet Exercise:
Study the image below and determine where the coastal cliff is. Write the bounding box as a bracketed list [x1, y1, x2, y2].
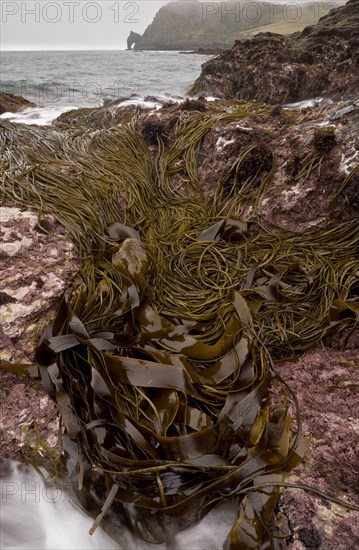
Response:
[189, 0, 359, 102]
[126, 1, 345, 51]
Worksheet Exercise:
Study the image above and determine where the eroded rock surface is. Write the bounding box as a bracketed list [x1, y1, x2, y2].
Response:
[189, 0, 359, 103]
[0, 207, 79, 365]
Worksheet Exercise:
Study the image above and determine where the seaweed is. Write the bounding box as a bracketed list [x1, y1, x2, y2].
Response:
[1, 102, 358, 548]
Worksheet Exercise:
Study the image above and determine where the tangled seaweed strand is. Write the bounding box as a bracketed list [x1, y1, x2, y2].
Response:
[1, 101, 358, 548]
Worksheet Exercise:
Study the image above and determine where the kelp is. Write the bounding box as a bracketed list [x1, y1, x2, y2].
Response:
[1, 101, 358, 548]
[53, 103, 144, 131]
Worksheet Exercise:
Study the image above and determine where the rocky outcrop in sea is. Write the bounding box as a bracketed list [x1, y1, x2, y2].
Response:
[0, 92, 36, 115]
[190, 0, 359, 103]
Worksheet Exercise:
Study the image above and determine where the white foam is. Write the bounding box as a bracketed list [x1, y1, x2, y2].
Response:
[0, 460, 118, 550]
[0, 94, 182, 126]
[0, 106, 73, 126]
[0, 94, 221, 127]
[119, 98, 164, 110]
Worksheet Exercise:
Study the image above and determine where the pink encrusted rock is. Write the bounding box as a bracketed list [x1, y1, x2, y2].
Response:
[137, 97, 359, 232]
[0, 206, 79, 365]
[0, 206, 79, 460]
[195, 103, 359, 231]
[0, 376, 58, 462]
[275, 340, 359, 549]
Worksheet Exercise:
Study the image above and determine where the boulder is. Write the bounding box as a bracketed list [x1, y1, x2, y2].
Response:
[137, 97, 359, 230]
[0, 92, 36, 115]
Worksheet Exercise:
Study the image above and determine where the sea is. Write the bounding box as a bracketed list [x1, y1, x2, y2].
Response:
[0, 50, 213, 125]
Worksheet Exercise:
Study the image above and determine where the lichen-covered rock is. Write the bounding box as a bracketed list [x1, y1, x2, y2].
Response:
[189, 0, 359, 103]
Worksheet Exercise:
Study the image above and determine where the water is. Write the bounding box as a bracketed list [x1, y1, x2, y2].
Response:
[0, 50, 212, 124]
[0, 459, 237, 550]
[0, 459, 118, 550]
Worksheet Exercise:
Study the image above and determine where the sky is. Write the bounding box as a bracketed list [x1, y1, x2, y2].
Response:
[0, 1, 169, 50]
[0, 0, 346, 51]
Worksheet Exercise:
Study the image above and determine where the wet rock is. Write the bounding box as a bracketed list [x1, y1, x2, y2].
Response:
[138, 108, 179, 146]
[189, 0, 359, 103]
[189, 98, 359, 230]
[0, 374, 58, 462]
[179, 98, 207, 112]
[0, 92, 36, 115]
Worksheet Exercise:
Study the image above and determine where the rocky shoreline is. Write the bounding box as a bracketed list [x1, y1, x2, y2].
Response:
[190, 0, 359, 103]
[126, 1, 347, 51]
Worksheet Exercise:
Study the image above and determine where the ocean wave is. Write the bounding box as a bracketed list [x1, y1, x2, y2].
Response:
[0, 94, 185, 126]
[0, 106, 74, 126]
